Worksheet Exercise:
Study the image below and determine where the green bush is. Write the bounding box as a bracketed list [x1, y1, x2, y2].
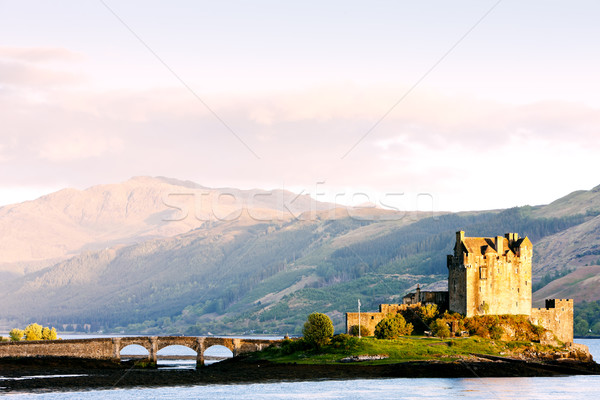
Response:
[374, 314, 413, 339]
[279, 338, 311, 355]
[303, 312, 334, 347]
[330, 334, 359, 350]
[431, 319, 451, 338]
[349, 325, 370, 336]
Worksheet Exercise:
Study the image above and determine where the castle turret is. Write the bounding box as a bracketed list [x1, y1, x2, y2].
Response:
[496, 236, 503, 254]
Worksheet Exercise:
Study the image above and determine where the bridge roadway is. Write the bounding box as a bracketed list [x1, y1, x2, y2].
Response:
[0, 336, 282, 367]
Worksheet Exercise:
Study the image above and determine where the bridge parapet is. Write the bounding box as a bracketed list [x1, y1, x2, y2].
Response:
[0, 336, 282, 367]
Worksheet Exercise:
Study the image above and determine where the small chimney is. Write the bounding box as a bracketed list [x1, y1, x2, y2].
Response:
[496, 236, 504, 254]
[456, 230, 465, 244]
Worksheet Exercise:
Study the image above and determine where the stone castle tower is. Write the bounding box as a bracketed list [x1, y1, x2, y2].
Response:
[447, 231, 533, 317]
[347, 230, 574, 343]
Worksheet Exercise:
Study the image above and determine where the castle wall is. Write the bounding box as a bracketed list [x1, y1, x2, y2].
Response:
[345, 312, 385, 335]
[530, 299, 574, 344]
[448, 256, 468, 315]
[348, 231, 574, 344]
[346, 304, 420, 335]
[402, 290, 448, 310]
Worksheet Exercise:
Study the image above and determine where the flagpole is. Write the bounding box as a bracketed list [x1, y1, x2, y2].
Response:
[358, 299, 361, 338]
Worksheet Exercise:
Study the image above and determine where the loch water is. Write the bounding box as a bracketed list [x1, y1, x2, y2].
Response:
[2, 339, 600, 399]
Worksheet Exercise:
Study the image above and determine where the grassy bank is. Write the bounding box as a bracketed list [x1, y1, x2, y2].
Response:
[249, 335, 560, 365]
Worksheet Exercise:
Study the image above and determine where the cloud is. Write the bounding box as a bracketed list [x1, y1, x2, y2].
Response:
[0, 46, 83, 63]
[38, 135, 124, 162]
[0, 46, 83, 89]
[1, 80, 599, 211]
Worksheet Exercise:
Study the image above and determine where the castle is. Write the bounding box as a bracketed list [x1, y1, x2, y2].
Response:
[346, 231, 574, 343]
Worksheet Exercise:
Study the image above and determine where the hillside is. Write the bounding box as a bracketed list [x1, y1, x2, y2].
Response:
[0, 176, 334, 276]
[2, 179, 600, 335]
[533, 265, 600, 306]
[531, 184, 600, 218]
[534, 215, 600, 276]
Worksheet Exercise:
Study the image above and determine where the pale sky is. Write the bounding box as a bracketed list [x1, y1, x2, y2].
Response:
[1, 0, 600, 212]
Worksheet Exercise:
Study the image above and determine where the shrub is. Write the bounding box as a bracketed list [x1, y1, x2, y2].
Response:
[303, 313, 334, 347]
[431, 319, 451, 338]
[331, 334, 359, 350]
[24, 323, 43, 341]
[374, 314, 413, 339]
[42, 327, 58, 340]
[18, 323, 58, 341]
[278, 338, 311, 355]
[349, 325, 370, 336]
[9, 329, 24, 342]
[489, 324, 504, 340]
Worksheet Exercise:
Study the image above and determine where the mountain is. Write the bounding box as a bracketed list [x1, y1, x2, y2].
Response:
[0, 176, 335, 276]
[2, 178, 600, 335]
[533, 265, 600, 305]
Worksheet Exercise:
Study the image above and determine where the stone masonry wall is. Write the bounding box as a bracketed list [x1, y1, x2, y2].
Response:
[0, 336, 282, 367]
[530, 299, 574, 344]
[346, 312, 385, 335]
[346, 304, 421, 334]
[0, 338, 115, 360]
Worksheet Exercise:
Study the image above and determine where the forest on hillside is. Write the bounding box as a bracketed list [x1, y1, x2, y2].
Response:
[6, 203, 592, 336]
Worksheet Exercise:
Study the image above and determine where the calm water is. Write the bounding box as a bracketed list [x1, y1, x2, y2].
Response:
[1, 339, 600, 399]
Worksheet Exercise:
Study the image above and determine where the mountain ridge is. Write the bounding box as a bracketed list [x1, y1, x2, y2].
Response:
[0, 176, 337, 275]
[2, 178, 600, 334]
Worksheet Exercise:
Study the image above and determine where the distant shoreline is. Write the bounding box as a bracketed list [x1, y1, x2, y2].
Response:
[1, 355, 599, 393]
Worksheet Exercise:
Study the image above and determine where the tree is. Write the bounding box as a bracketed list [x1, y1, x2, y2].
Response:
[374, 314, 413, 339]
[24, 323, 43, 341]
[9, 328, 24, 342]
[431, 319, 451, 338]
[417, 304, 439, 325]
[303, 312, 334, 347]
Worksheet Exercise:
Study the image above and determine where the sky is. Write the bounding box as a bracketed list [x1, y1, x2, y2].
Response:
[1, 0, 600, 212]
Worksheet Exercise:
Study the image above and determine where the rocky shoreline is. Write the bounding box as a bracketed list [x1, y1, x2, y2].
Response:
[1, 354, 599, 393]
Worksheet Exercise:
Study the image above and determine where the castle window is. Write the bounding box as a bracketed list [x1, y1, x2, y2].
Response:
[371, 316, 374, 320]
[479, 267, 487, 279]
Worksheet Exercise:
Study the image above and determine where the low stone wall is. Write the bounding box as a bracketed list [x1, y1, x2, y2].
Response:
[346, 304, 421, 335]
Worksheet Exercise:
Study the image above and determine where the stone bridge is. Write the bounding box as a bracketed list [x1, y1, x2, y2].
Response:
[0, 336, 281, 367]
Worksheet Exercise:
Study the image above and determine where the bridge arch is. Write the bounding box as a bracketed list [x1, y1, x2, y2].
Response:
[119, 344, 149, 360]
[203, 344, 233, 365]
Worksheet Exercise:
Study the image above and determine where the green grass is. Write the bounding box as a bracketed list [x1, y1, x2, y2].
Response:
[249, 336, 557, 365]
